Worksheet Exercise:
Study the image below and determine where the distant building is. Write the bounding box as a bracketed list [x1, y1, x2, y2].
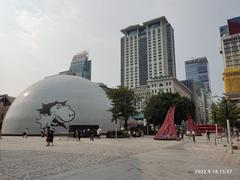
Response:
[69, 51, 91, 80]
[185, 57, 211, 91]
[121, 16, 176, 88]
[134, 76, 192, 111]
[220, 16, 240, 103]
[185, 57, 212, 124]
[181, 79, 204, 124]
[59, 70, 76, 76]
[147, 76, 191, 99]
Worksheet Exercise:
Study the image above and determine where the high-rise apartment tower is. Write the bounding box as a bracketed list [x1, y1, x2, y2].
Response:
[121, 16, 176, 88]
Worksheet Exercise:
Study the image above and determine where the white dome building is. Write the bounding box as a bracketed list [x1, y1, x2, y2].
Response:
[2, 75, 115, 134]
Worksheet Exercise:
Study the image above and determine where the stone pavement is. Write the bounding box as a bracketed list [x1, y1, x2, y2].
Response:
[40, 142, 240, 180]
[0, 136, 239, 180]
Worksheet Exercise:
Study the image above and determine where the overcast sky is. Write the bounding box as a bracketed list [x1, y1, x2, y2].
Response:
[0, 0, 239, 97]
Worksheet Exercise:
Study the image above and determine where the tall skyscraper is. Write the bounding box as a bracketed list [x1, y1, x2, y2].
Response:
[220, 16, 240, 102]
[69, 51, 91, 80]
[185, 57, 211, 123]
[185, 57, 211, 91]
[121, 16, 176, 88]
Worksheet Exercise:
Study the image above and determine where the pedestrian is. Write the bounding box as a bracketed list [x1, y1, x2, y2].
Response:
[73, 130, 77, 140]
[97, 128, 101, 139]
[206, 130, 210, 143]
[181, 129, 184, 141]
[177, 129, 180, 141]
[77, 130, 82, 141]
[127, 130, 131, 138]
[49, 128, 54, 146]
[133, 131, 137, 138]
[82, 129, 86, 137]
[46, 127, 50, 146]
[90, 129, 95, 141]
[41, 129, 45, 137]
[236, 129, 239, 140]
[23, 128, 28, 138]
[192, 131, 196, 143]
[46, 127, 54, 146]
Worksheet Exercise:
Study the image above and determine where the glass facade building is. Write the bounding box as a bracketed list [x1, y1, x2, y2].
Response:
[69, 51, 91, 80]
[185, 57, 210, 91]
[185, 57, 211, 124]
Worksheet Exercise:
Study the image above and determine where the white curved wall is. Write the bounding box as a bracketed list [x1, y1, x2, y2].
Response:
[2, 75, 115, 134]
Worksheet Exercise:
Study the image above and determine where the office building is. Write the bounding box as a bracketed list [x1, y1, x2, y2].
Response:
[121, 16, 176, 88]
[69, 51, 91, 80]
[185, 57, 211, 91]
[185, 57, 211, 123]
[220, 16, 240, 102]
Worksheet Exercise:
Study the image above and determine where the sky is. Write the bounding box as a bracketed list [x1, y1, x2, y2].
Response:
[0, 0, 239, 97]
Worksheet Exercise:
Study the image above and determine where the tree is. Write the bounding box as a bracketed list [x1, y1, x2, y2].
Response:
[144, 92, 195, 129]
[106, 86, 138, 129]
[211, 98, 240, 128]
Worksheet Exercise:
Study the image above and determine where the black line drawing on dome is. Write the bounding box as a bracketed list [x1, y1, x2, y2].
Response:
[36, 100, 75, 129]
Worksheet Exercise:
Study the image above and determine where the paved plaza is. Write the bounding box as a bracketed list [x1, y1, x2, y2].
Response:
[0, 135, 239, 180]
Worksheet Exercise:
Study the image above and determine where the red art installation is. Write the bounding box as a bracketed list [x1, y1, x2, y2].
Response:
[154, 106, 177, 140]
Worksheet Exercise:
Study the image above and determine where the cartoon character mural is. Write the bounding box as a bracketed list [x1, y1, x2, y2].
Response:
[36, 100, 75, 130]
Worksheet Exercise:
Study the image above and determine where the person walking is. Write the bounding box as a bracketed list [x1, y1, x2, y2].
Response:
[176, 129, 180, 141]
[23, 128, 28, 138]
[181, 129, 184, 141]
[41, 129, 45, 137]
[127, 130, 131, 138]
[73, 130, 77, 140]
[46, 127, 54, 146]
[90, 129, 95, 141]
[97, 128, 101, 139]
[192, 131, 196, 143]
[77, 130, 82, 141]
[49, 128, 54, 146]
[236, 129, 239, 141]
[206, 130, 210, 143]
[46, 127, 51, 146]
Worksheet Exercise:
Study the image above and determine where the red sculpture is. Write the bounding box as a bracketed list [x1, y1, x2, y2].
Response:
[154, 106, 177, 140]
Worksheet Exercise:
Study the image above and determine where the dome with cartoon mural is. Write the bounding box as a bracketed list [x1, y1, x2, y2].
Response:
[2, 75, 115, 134]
